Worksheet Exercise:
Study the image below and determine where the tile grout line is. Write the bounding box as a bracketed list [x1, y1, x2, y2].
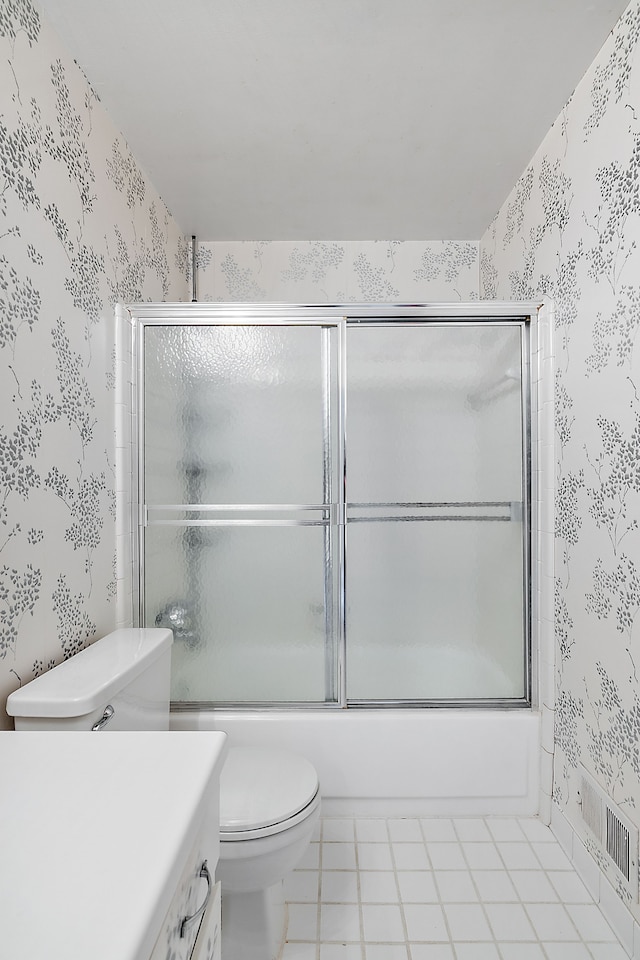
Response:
[386, 817, 412, 960]
[453, 816, 507, 957]
[354, 819, 366, 960]
[419, 814, 461, 957]
[282, 818, 629, 959]
[315, 820, 323, 960]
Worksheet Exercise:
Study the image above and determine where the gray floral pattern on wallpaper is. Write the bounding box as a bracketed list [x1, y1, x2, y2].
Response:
[480, 0, 640, 914]
[194, 240, 479, 303]
[0, 0, 185, 726]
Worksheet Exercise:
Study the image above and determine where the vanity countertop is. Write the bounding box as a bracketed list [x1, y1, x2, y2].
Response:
[0, 730, 227, 960]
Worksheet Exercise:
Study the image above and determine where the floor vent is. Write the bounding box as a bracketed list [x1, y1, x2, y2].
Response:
[578, 765, 638, 900]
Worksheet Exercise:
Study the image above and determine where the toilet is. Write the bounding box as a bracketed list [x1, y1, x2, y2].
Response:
[6, 628, 320, 960]
[217, 746, 320, 958]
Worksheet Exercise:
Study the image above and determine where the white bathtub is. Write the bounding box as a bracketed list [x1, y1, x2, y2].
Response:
[171, 708, 541, 817]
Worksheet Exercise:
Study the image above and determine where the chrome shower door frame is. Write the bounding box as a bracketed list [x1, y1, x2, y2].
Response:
[129, 302, 536, 711]
[343, 318, 531, 709]
[133, 312, 346, 708]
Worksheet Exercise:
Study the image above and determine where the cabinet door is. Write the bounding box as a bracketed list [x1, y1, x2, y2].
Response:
[190, 881, 221, 960]
[149, 839, 215, 960]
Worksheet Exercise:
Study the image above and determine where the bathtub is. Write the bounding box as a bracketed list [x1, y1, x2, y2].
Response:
[171, 708, 541, 817]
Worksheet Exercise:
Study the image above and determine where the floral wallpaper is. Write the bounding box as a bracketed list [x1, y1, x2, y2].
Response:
[194, 240, 479, 303]
[9, 1, 640, 933]
[480, 0, 640, 917]
[0, 0, 187, 728]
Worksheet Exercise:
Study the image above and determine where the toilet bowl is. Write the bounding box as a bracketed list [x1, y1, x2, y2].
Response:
[5, 629, 321, 960]
[217, 746, 321, 959]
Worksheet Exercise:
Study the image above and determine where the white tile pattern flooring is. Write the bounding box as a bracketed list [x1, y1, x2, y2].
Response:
[280, 817, 629, 960]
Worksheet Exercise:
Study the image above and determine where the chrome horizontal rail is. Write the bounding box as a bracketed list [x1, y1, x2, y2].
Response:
[347, 500, 518, 523]
[148, 503, 333, 512]
[146, 518, 334, 527]
[130, 302, 539, 321]
[147, 501, 518, 512]
[146, 516, 512, 526]
[347, 515, 511, 523]
[145, 502, 338, 527]
[145, 501, 521, 526]
[350, 501, 513, 509]
[170, 697, 530, 711]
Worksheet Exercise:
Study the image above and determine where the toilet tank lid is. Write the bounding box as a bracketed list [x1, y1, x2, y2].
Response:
[6, 629, 173, 718]
[220, 746, 319, 833]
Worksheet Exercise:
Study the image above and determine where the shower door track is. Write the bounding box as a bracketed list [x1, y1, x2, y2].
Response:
[130, 303, 536, 712]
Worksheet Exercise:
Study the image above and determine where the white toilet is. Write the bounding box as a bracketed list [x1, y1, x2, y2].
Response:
[6, 628, 320, 960]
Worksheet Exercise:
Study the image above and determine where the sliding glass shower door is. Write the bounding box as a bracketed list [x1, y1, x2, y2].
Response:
[142, 320, 343, 704]
[137, 312, 529, 707]
[345, 323, 527, 702]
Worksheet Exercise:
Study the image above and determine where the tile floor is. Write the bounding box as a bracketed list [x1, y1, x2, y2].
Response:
[281, 816, 629, 960]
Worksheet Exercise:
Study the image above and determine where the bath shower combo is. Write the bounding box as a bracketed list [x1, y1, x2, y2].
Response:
[117, 301, 554, 818]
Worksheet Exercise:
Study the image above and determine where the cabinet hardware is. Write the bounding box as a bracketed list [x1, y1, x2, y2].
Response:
[180, 860, 212, 939]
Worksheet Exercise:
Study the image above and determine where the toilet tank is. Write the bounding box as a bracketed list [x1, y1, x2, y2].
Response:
[6, 628, 173, 731]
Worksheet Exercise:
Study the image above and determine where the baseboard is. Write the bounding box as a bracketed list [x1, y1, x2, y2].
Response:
[550, 803, 639, 958]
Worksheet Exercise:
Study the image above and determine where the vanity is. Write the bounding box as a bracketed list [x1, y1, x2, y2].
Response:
[0, 730, 227, 960]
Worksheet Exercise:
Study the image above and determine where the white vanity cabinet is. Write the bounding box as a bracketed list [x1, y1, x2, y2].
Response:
[149, 833, 222, 960]
[0, 731, 227, 960]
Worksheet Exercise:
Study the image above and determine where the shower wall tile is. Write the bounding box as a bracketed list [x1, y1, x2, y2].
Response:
[480, 0, 640, 928]
[0, 1, 187, 727]
[196, 240, 479, 304]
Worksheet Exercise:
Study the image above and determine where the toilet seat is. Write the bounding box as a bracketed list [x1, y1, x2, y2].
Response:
[220, 746, 320, 841]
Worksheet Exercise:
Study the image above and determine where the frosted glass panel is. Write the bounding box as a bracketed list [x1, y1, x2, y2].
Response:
[144, 324, 337, 505]
[345, 322, 527, 703]
[346, 520, 525, 700]
[138, 316, 528, 707]
[145, 524, 337, 703]
[347, 325, 523, 503]
[142, 321, 341, 704]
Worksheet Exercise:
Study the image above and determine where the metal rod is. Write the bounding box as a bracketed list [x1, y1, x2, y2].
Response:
[148, 503, 336, 512]
[346, 515, 512, 523]
[321, 326, 335, 702]
[191, 235, 197, 302]
[146, 500, 516, 512]
[337, 318, 347, 708]
[145, 516, 512, 527]
[521, 320, 532, 704]
[135, 322, 146, 626]
[349, 501, 513, 509]
[145, 518, 335, 527]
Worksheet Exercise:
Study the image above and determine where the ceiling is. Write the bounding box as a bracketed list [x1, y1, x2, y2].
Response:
[40, 0, 629, 240]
